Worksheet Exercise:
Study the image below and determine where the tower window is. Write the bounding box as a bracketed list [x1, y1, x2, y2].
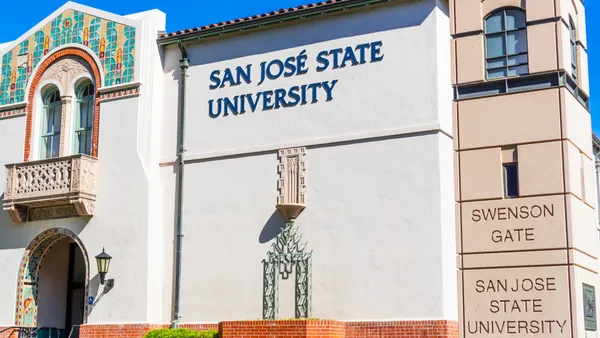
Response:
[485, 9, 528, 79]
[503, 163, 519, 198]
[569, 17, 578, 81]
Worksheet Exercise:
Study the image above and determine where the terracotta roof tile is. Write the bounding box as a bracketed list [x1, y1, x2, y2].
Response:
[159, 0, 359, 40]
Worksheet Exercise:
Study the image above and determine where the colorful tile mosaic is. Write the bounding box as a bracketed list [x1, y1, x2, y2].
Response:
[15, 228, 90, 327]
[0, 9, 136, 107]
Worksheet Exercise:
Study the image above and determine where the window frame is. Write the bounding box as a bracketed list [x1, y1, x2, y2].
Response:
[569, 16, 578, 81]
[484, 8, 529, 80]
[503, 162, 519, 198]
[73, 82, 95, 156]
[40, 88, 62, 159]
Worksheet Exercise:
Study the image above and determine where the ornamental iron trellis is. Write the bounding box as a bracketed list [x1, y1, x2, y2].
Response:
[263, 221, 312, 320]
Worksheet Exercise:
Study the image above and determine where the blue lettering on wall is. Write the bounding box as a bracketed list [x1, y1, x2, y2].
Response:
[207, 41, 384, 119]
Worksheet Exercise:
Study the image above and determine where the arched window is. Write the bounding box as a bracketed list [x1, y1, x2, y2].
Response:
[74, 82, 94, 155]
[485, 9, 528, 79]
[569, 16, 577, 81]
[41, 88, 62, 159]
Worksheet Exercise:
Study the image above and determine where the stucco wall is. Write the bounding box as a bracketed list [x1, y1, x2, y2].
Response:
[0, 116, 27, 324]
[0, 96, 152, 326]
[160, 0, 454, 322]
[160, 0, 452, 161]
[0, 0, 454, 327]
[173, 133, 453, 322]
[0, 6, 167, 327]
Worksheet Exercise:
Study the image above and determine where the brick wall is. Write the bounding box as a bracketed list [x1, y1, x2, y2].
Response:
[8, 320, 458, 337]
[220, 320, 346, 337]
[179, 324, 219, 331]
[0, 327, 19, 338]
[79, 324, 162, 338]
[346, 320, 459, 337]
[220, 319, 458, 338]
[78, 323, 219, 338]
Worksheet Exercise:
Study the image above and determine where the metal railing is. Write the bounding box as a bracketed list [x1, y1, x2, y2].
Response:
[67, 326, 80, 338]
[0, 326, 67, 338]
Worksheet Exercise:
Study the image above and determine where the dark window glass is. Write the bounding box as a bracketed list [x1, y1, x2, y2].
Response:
[503, 163, 519, 198]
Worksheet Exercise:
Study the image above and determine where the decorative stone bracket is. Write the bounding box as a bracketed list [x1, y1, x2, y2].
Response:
[276, 147, 307, 220]
[3, 154, 97, 223]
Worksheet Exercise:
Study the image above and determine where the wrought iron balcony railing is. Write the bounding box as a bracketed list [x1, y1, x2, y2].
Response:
[3, 154, 97, 223]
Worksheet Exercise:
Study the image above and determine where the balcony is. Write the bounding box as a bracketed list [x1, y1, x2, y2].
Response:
[3, 154, 97, 223]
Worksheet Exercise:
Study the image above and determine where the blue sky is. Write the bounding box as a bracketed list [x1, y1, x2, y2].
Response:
[1, 0, 599, 133]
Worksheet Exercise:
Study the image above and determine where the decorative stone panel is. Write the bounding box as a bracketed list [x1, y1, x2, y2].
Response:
[3, 154, 97, 223]
[39, 56, 92, 90]
[276, 147, 307, 220]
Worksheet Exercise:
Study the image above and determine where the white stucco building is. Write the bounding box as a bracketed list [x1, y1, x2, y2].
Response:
[0, 0, 458, 337]
[0, 0, 597, 337]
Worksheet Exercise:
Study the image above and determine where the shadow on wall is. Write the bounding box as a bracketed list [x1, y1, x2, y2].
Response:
[163, 0, 435, 72]
[259, 211, 287, 244]
[87, 273, 115, 315]
[0, 194, 90, 250]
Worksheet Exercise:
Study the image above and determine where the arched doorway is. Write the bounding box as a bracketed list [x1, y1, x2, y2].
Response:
[15, 228, 90, 336]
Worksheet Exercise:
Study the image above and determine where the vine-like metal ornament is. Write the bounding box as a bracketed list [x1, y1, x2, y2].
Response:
[263, 221, 312, 319]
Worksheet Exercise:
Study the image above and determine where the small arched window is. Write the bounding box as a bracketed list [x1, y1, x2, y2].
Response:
[569, 17, 577, 81]
[485, 9, 528, 79]
[41, 88, 62, 159]
[74, 82, 94, 155]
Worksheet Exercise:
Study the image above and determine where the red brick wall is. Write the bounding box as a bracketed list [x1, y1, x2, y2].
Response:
[0, 327, 20, 338]
[78, 323, 219, 338]
[79, 324, 163, 338]
[220, 320, 346, 337]
[346, 320, 459, 337]
[13, 320, 458, 337]
[179, 324, 219, 331]
[220, 320, 458, 338]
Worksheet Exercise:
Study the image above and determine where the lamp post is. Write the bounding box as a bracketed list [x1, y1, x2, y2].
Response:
[95, 248, 113, 287]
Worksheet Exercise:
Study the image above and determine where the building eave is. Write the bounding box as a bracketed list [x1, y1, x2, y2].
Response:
[156, 0, 398, 47]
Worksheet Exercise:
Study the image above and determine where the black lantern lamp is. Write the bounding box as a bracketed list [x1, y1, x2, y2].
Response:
[95, 248, 113, 287]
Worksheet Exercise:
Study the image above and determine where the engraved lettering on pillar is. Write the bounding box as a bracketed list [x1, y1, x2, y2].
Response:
[463, 267, 571, 337]
[461, 196, 567, 253]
